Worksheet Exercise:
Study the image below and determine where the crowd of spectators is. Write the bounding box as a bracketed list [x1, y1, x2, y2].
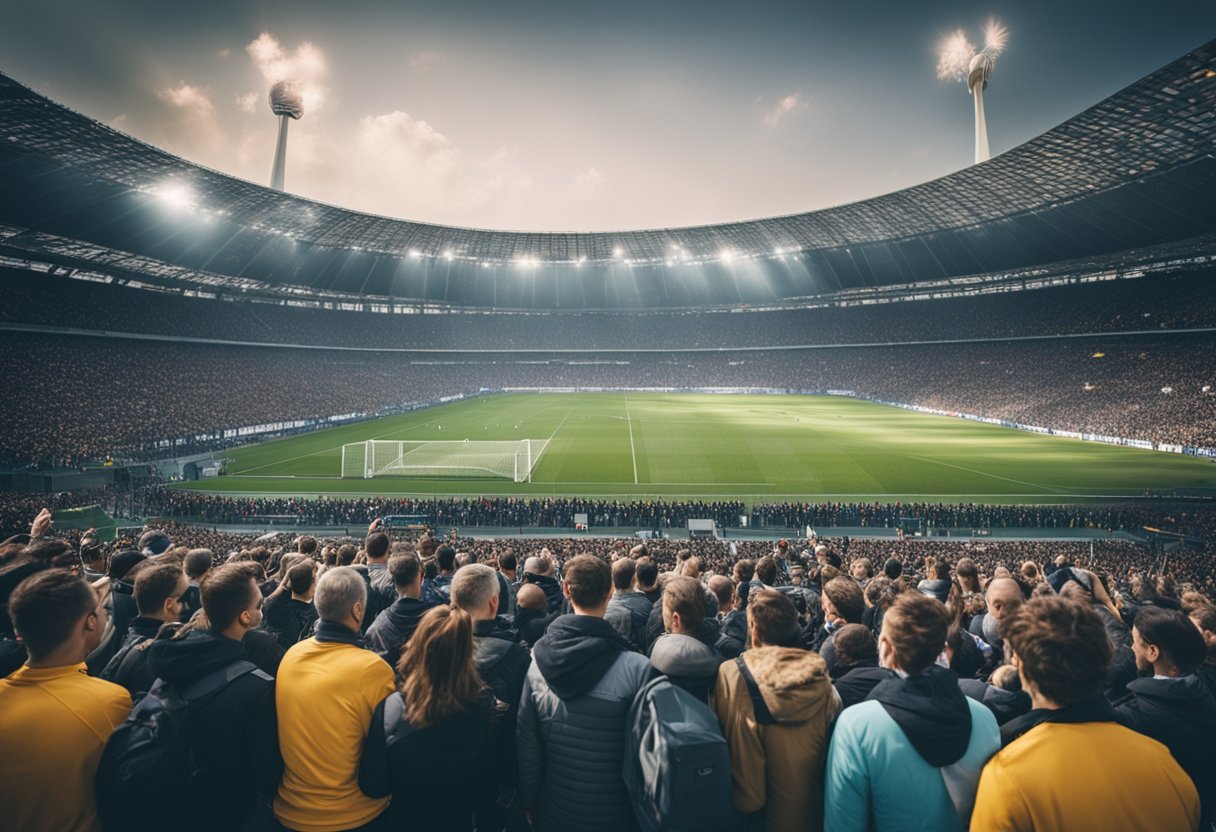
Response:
[3, 264, 1214, 351]
[0, 329, 1212, 467]
[2, 510, 1215, 831]
[133, 486, 1216, 536]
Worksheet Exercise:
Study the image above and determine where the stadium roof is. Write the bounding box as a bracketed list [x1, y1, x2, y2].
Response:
[0, 40, 1214, 308]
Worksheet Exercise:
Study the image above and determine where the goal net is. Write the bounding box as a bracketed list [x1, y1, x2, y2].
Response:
[341, 439, 548, 481]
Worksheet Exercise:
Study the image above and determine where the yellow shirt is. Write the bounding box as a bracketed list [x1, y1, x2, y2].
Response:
[274, 637, 396, 832]
[972, 720, 1199, 832]
[0, 662, 131, 832]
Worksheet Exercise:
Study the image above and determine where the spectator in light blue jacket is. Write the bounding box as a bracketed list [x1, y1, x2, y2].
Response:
[825, 592, 1000, 832]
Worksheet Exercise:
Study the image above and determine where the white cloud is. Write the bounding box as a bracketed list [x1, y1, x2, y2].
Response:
[409, 51, 447, 69]
[237, 92, 258, 114]
[569, 166, 606, 199]
[217, 48, 231, 60]
[245, 33, 329, 111]
[762, 92, 809, 127]
[148, 83, 228, 167]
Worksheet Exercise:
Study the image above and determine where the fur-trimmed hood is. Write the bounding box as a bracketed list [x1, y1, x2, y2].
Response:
[744, 645, 835, 724]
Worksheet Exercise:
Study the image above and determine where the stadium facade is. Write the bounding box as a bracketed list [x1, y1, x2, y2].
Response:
[0, 41, 1214, 309]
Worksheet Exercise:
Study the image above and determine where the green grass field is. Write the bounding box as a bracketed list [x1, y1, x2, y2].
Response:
[174, 393, 1216, 504]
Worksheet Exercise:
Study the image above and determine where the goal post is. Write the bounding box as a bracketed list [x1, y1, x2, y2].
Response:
[341, 438, 547, 481]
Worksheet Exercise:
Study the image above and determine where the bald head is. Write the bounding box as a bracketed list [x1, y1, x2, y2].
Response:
[517, 582, 547, 612]
[986, 577, 1024, 621]
[524, 556, 547, 576]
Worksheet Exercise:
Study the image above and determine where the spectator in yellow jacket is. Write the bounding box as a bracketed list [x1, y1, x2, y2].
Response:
[972, 595, 1199, 832]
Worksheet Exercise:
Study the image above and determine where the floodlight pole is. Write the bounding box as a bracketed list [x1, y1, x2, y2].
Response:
[270, 114, 291, 191]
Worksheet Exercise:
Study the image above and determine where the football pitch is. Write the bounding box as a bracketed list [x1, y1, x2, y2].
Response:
[179, 393, 1216, 503]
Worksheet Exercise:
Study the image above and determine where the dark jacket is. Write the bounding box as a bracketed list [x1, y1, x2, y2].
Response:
[86, 578, 137, 674]
[242, 627, 285, 676]
[364, 596, 437, 671]
[1198, 659, 1216, 701]
[473, 619, 531, 825]
[831, 660, 897, 710]
[263, 594, 318, 652]
[517, 614, 653, 832]
[516, 606, 559, 648]
[958, 677, 1032, 725]
[358, 564, 396, 634]
[719, 609, 748, 654]
[648, 632, 724, 702]
[99, 616, 170, 697]
[359, 690, 496, 832]
[1116, 674, 1216, 832]
[146, 630, 281, 832]
[605, 590, 652, 651]
[522, 573, 565, 615]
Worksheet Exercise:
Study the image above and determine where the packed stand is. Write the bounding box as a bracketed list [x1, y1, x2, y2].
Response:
[4, 506, 1216, 830]
[0, 330, 1212, 467]
[3, 265, 1215, 351]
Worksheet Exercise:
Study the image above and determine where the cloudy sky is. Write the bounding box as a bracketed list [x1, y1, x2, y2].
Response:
[2, 0, 1212, 231]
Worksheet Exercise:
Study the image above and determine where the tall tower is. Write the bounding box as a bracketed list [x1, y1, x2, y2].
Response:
[968, 52, 994, 164]
[268, 81, 304, 191]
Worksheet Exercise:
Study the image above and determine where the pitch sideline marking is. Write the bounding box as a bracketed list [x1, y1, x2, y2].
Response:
[895, 453, 1061, 493]
[624, 393, 638, 484]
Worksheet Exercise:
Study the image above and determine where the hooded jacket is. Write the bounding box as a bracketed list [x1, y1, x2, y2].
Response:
[516, 614, 653, 832]
[146, 630, 281, 832]
[824, 665, 1000, 832]
[1116, 674, 1216, 832]
[831, 659, 897, 711]
[364, 595, 437, 671]
[711, 646, 840, 832]
[649, 632, 724, 702]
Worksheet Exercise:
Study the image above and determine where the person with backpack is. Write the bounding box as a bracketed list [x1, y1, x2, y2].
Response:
[517, 554, 653, 832]
[824, 592, 1000, 832]
[452, 563, 532, 832]
[100, 562, 187, 696]
[649, 575, 725, 703]
[358, 605, 496, 831]
[0, 569, 130, 832]
[275, 566, 396, 832]
[122, 562, 281, 832]
[711, 588, 839, 832]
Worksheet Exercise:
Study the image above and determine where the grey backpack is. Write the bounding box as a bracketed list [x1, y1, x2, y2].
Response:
[624, 675, 739, 832]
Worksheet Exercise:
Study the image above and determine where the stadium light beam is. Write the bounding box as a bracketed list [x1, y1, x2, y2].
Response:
[268, 81, 304, 191]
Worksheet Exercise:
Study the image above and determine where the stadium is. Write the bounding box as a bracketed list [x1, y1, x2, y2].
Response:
[1, 9, 1216, 832]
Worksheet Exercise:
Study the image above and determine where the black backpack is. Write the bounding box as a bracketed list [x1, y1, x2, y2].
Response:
[624, 675, 738, 832]
[95, 660, 257, 832]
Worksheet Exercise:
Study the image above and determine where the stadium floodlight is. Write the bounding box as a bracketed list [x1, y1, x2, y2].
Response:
[268, 80, 304, 191]
[154, 181, 195, 211]
[342, 439, 549, 481]
[937, 20, 1008, 164]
